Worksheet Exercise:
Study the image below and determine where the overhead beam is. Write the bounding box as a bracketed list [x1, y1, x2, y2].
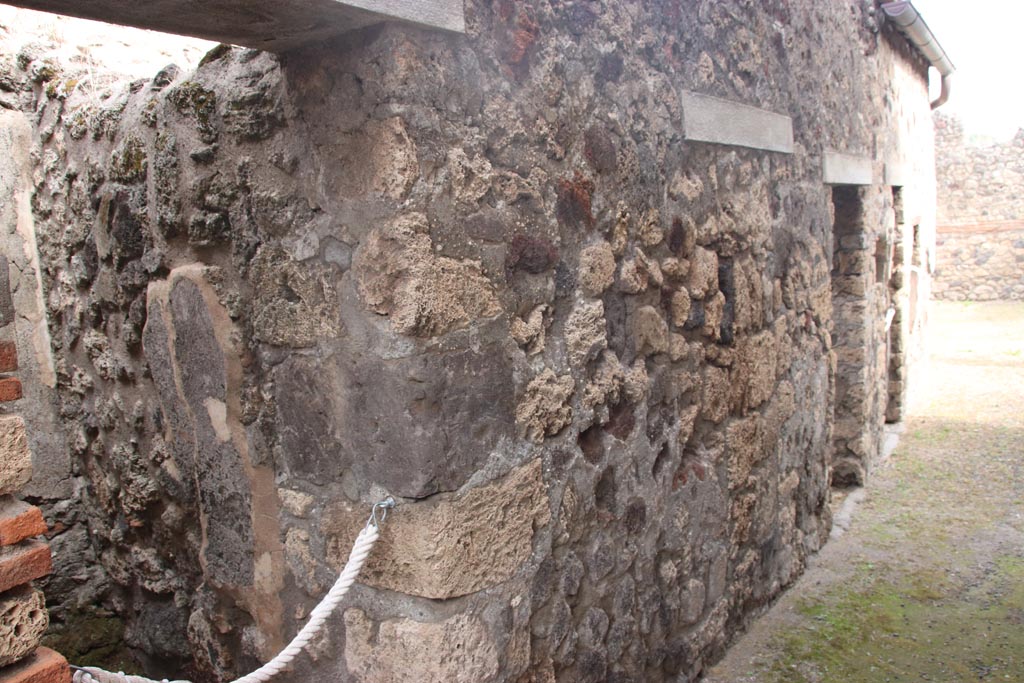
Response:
[0, 0, 464, 52]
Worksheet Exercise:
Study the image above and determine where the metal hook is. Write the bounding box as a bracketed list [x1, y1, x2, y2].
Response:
[366, 496, 396, 529]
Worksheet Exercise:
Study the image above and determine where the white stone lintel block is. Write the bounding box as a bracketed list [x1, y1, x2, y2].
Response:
[680, 91, 794, 154]
[824, 151, 874, 186]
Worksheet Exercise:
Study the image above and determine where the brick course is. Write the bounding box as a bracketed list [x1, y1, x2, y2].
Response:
[0, 498, 46, 547]
[0, 253, 66, 680]
[0, 341, 16, 373]
[0, 541, 52, 594]
[0, 649, 70, 683]
[0, 378, 22, 403]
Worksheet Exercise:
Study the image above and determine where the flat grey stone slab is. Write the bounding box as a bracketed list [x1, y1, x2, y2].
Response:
[823, 151, 874, 185]
[884, 160, 911, 187]
[680, 91, 794, 154]
[0, 0, 464, 52]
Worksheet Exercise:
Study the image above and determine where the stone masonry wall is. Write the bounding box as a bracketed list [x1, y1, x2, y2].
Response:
[933, 113, 1024, 300]
[934, 113, 1024, 225]
[932, 224, 1024, 301]
[1, 2, 936, 681]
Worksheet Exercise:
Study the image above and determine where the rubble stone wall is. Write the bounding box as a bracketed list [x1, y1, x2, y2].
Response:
[1, 1, 937, 681]
[933, 113, 1024, 301]
[932, 223, 1024, 301]
[934, 113, 1024, 225]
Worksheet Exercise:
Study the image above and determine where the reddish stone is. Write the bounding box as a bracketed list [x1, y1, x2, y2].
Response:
[0, 499, 46, 547]
[0, 541, 51, 594]
[0, 341, 16, 373]
[0, 378, 21, 402]
[0, 648, 71, 683]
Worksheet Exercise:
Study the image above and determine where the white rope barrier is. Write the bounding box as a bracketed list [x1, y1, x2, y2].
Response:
[72, 498, 395, 683]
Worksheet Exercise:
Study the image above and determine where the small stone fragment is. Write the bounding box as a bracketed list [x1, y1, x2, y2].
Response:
[618, 255, 649, 294]
[566, 300, 607, 366]
[670, 289, 692, 328]
[632, 306, 669, 356]
[688, 246, 719, 299]
[251, 247, 341, 348]
[637, 208, 663, 247]
[511, 305, 547, 355]
[582, 351, 625, 410]
[661, 257, 690, 280]
[516, 370, 574, 442]
[577, 242, 616, 297]
[703, 291, 726, 340]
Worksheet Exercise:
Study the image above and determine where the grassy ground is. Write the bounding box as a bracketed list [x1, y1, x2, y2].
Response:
[705, 301, 1024, 683]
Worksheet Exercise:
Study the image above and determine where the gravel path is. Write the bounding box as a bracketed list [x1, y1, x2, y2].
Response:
[704, 301, 1024, 683]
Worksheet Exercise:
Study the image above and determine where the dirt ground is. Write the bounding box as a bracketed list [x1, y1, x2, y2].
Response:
[705, 301, 1024, 683]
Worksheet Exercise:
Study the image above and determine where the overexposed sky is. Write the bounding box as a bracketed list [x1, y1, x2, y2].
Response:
[918, 0, 1024, 140]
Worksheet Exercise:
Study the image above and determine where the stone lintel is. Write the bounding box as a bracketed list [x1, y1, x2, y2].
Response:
[0, 0, 465, 52]
[823, 151, 874, 186]
[884, 160, 912, 187]
[680, 91, 794, 154]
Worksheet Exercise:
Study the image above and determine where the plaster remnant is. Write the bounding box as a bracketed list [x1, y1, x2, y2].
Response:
[204, 398, 231, 443]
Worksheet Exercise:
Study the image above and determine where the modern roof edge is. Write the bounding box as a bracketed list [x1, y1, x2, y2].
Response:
[881, 1, 954, 108]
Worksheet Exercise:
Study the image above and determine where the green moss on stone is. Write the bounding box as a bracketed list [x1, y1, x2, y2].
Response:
[43, 612, 138, 672]
[168, 81, 219, 144]
[109, 135, 148, 184]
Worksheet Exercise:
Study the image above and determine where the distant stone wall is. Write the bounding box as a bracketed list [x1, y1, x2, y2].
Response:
[934, 113, 1024, 225]
[1, 2, 937, 682]
[932, 222, 1024, 301]
[933, 113, 1024, 301]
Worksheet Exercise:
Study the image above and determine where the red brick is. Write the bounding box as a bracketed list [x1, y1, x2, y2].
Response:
[0, 648, 70, 683]
[0, 541, 51, 594]
[0, 378, 21, 403]
[0, 341, 16, 373]
[0, 499, 46, 547]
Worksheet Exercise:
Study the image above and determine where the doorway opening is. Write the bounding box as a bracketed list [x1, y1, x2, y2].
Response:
[830, 185, 870, 487]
